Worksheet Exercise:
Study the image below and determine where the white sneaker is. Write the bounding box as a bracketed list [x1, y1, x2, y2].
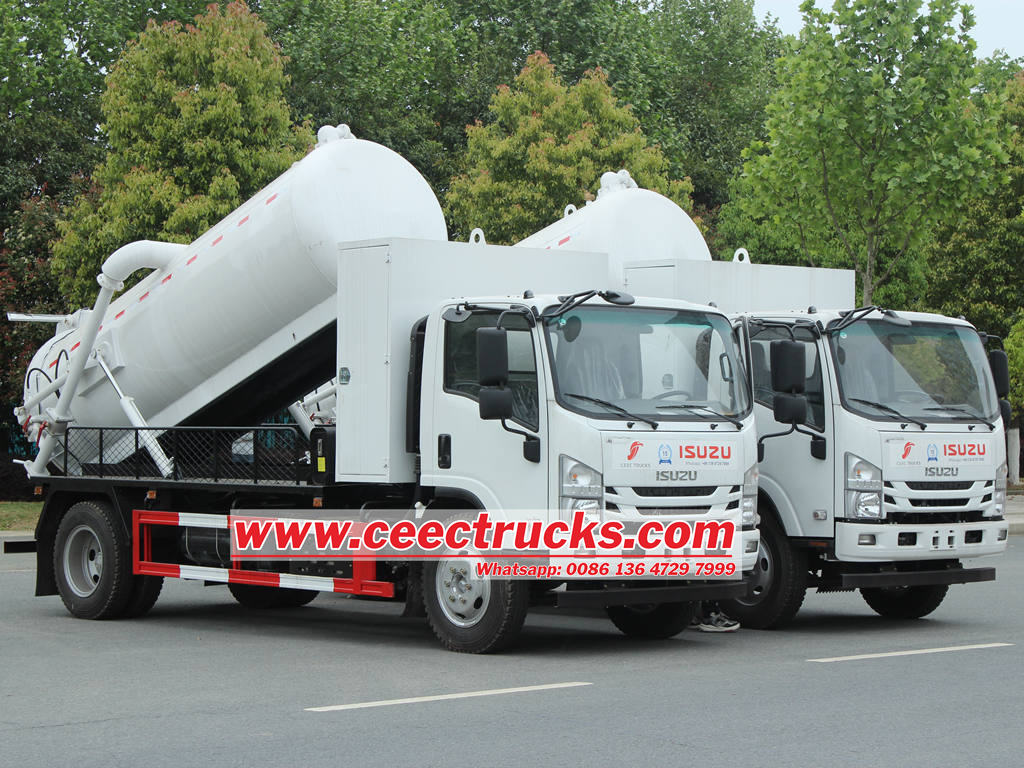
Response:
[693, 612, 740, 632]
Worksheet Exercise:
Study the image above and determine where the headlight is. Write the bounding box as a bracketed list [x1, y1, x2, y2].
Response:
[560, 455, 603, 519]
[988, 462, 1008, 517]
[741, 463, 759, 527]
[845, 453, 883, 519]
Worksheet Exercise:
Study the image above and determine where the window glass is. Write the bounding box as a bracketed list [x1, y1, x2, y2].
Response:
[444, 312, 539, 429]
[750, 325, 825, 430]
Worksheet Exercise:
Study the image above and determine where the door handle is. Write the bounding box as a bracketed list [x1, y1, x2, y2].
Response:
[438, 434, 451, 469]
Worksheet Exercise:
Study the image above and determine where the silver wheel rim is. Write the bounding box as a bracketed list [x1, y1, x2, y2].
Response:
[736, 539, 774, 606]
[63, 524, 103, 598]
[435, 557, 491, 628]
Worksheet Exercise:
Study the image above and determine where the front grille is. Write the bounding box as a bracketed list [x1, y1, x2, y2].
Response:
[886, 510, 989, 524]
[903, 481, 973, 491]
[630, 486, 716, 497]
[637, 506, 712, 516]
[908, 498, 969, 508]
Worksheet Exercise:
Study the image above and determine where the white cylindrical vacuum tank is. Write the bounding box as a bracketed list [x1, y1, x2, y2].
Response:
[514, 170, 711, 283]
[21, 125, 446, 471]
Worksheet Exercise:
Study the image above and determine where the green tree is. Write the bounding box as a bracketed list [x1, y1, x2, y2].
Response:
[923, 71, 1024, 338]
[52, 2, 311, 308]
[731, 0, 1006, 304]
[641, 0, 784, 209]
[0, 0, 211, 231]
[1005, 318, 1024, 418]
[445, 52, 693, 244]
[0, 194, 69, 407]
[256, 0, 459, 189]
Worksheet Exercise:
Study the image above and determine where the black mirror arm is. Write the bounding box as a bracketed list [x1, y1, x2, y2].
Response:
[500, 419, 541, 463]
[757, 424, 824, 462]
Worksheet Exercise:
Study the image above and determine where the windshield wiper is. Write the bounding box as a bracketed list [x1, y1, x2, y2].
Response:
[563, 393, 658, 429]
[923, 406, 995, 430]
[848, 398, 927, 429]
[655, 403, 742, 430]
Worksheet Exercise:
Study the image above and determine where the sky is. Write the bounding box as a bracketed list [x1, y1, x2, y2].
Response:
[752, 0, 1023, 61]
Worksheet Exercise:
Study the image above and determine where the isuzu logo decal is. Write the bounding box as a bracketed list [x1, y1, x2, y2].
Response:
[656, 470, 698, 482]
[925, 466, 959, 477]
[680, 445, 732, 460]
[944, 443, 986, 457]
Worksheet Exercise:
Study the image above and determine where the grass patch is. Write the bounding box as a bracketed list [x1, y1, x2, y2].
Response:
[0, 501, 42, 531]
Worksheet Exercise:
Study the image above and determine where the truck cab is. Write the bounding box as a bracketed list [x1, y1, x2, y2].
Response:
[726, 307, 1010, 627]
[417, 292, 760, 538]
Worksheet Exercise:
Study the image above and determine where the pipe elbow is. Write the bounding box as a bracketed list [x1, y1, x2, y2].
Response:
[101, 240, 187, 286]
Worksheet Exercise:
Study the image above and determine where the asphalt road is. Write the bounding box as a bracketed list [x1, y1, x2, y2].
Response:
[1, 540, 1021, 768]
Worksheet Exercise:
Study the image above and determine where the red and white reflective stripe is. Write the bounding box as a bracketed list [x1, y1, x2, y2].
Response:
[178, 511, 228, 529]
[132, 509, 394, 597]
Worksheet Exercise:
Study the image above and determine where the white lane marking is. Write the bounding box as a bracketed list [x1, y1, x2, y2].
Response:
[306, 681, 592, 712]
[809, 642, 1013, 663]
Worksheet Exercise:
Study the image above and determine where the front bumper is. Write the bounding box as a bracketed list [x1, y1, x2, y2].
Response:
[551, 577, 752, 608]
[835, 519, 1008, 562]
[839, 566, 995, 589]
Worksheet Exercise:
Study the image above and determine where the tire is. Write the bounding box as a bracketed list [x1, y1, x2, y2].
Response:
[721, 513, 806, 629]
[423, 558, 529, 653]
[861, 584, 948, 619]
[401, 564, 427, 618]
[228, 582, 317, 609]
[606, 602, 696, 639]
[53, 500, 133, 620]
[122, 576, 164, 618]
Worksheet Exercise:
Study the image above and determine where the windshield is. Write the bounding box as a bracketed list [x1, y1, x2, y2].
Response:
[829, 320, 998, 423]
[543, 305, 750, 422]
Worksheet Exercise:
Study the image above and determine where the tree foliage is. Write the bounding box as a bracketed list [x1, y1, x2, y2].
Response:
[923, 71, 1024, 338]
[256, 0, 459, 189]
[0, 0, 212, 231]
[445, 52, 693, 244]
[730, 0, 1007, 303]
[642, 0, 783, 209]
[51, 2, 311, 308]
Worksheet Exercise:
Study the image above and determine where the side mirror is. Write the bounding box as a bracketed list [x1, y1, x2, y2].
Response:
[1000, 398, 1012, 426]
[479, 387, 514, 420]
[989, 349, 1010, 400]
[773, 393, 807, 426]
[771, 340, 806, 394]
[477, 327, 509, 386]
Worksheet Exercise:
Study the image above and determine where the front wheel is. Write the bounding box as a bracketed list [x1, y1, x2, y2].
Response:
[861, 585, 948, 619]
[423, 558, 528, 653]
[606, 602, 695, 639]
[721, 514, 806, 629]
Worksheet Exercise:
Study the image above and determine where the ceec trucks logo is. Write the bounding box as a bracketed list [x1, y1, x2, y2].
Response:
[627, 441, 644, 461]
[901, 442, 915, 460]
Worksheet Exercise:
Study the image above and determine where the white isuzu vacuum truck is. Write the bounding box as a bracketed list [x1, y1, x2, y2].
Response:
[520, 174, 1011, 628]
[11, 127, 759, 653]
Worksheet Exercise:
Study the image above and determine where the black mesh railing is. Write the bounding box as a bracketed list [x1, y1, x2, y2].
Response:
[61, 425, 309, 485]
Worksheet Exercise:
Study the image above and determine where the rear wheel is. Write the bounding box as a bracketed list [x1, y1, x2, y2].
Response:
[423, 557, 528, 653]
[53, 500, 133, 620]
[228, 582, 318, 609]
[721, 513, 806, 629]
[606, 602, 695, 639]
[861, 585, 948, 619]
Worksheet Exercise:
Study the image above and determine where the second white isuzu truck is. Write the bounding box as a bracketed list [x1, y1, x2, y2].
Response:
[519, 171, 1010, 627]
